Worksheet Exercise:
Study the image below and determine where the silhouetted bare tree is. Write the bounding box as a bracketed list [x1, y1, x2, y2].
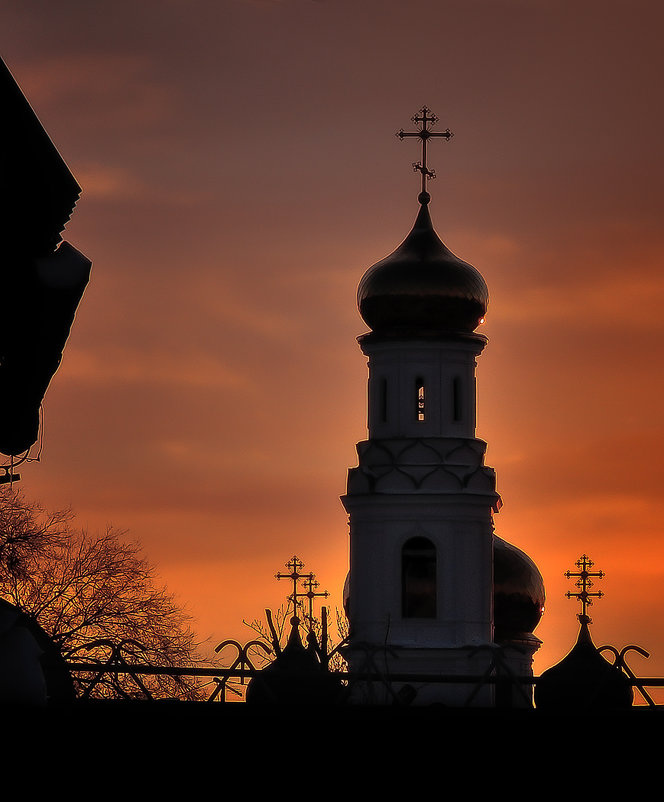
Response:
[0, 489, 202, 699]
[0, 489, 69, 580]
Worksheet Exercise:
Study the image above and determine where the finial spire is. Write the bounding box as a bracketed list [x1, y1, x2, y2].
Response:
[396, 106, 453, 204]
[565, 554, 605, 624]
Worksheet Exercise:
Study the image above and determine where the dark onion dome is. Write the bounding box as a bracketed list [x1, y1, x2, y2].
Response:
[357, 197, 488, 335]
[493, 536, 545, 640]
[246, 616, 343, 705]
[0, 598, 75, 703]
[534, 618, 633, 711]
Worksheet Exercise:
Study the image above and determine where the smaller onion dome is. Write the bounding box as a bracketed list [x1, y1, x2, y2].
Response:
[0, 598, 75, 703]
[534, 618, 633, 711]
[246, 616, 343, 705]
[357, 196, 488, 335]
[493, 536, 545, 640]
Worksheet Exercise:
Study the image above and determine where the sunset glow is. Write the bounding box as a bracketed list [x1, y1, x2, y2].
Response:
[4, 1, 664, 685]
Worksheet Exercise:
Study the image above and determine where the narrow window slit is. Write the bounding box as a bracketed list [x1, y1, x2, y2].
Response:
[416, 377, 425, 422]
[453, 377, 462, 422]
[380, 377, 388, 423]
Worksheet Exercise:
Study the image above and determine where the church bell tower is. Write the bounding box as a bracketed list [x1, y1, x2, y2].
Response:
[342, 108, 503, 705]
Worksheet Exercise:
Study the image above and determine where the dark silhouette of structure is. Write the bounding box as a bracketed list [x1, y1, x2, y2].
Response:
[0, 57, 91, 463]
[0, 597, 74, 704]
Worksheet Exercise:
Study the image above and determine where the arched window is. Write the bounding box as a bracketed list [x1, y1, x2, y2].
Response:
[401, 537, 436, 618]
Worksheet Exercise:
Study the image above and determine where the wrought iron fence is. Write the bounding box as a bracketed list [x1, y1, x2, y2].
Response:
[62, 636, 664, 706]
[65, 661, 664, 706]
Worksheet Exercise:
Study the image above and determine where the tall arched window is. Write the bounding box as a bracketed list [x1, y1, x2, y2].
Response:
[401, 536, 436, 618]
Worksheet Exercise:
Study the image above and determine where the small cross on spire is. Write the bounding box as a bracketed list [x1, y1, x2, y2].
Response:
[565, 554, 605, 623]
[301, 573, 330, 624]
[275, 555, 329, 628]
[396, 106, 453, 204]
[275, 555, 306, 615]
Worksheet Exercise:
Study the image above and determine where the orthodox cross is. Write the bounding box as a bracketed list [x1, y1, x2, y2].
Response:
[565, 554, 605, 622]
[275, 555, 328, 625]
[301, 573, 330, 625]
[396, 106, 453, 199]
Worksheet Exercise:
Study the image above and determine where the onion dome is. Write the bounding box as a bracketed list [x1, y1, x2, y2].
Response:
[357, 196, 488, 335]
[534, 618, 633, 711]
[246, 616, 343, 705]
[0, 598, 74, 703]
[493, 537, 545, 640]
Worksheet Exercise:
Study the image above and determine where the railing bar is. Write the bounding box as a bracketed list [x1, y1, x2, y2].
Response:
[66, 664, 664, 687]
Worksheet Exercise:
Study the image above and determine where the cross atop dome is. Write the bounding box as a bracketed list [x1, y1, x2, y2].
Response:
[275, 555, 329, 628]
[565, 554, 605, 624]
[396, 106, 453, 204]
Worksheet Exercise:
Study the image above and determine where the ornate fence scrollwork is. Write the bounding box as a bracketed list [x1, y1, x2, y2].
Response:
[67, 638, 155, 700]
[600, 644, 656, 707]
[210, 639, 273, 702]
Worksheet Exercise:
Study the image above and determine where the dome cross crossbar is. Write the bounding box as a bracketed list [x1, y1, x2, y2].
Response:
[565, 554, 605, 623]
[395, 106, 453, 202]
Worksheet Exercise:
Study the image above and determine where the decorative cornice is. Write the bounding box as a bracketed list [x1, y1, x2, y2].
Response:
[347, 437, 498, 497]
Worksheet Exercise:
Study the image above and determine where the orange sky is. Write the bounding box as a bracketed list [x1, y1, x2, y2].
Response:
[3, 0, 664, 683]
